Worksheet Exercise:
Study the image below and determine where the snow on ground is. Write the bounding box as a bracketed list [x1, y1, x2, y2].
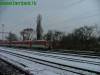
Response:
[0, 49, 79, 75]
[0, 47, 100, 72]
[2, 47, 100, 63]
[0, 47, 100, 75]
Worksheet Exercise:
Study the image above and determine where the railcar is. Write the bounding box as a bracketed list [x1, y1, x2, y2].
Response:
[0, 40, 49, 49]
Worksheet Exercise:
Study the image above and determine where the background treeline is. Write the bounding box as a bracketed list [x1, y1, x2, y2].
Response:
[44, 25, 100, 52]
[6, 25, 100, 52]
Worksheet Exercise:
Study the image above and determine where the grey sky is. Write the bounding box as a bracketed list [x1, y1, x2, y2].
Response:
[0, 0, 100, 37]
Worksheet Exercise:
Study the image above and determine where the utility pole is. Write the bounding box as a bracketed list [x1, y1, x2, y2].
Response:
[2, 24, 4, 40]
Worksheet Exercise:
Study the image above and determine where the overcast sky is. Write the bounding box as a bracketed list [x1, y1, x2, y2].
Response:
[0, 0, 100, 37]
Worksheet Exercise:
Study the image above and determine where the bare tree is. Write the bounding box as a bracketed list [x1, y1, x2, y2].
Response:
[44, 30, 64, 49]
[20, 28, 35, 40]
[6, 32, 18, 41]
[60, 25, 97, 50]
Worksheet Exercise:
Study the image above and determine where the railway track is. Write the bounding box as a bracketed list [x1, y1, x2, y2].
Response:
[34, 51, 100, 59]
[3, 47, 100, 59]
[8, 47, 100, 58]
[0, 49, 83, 75]
[37, 50, 100, 58]
[0, 47, 100, 75]
[12, 49, 100, 66]
[5, 47, 100, 63]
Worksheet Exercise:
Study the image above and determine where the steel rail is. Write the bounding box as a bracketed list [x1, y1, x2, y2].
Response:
[0, 49, 99, 75]
[0, 55, 33, 75]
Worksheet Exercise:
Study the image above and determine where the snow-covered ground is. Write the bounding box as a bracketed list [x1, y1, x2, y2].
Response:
[0, 47, 100, 75]
[0, 49, 79, 75]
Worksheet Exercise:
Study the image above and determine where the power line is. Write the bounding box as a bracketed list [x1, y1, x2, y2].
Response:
[63, 0, 100, 22]
[65, 0, 86, 9]
[66, 13, 100, 23]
